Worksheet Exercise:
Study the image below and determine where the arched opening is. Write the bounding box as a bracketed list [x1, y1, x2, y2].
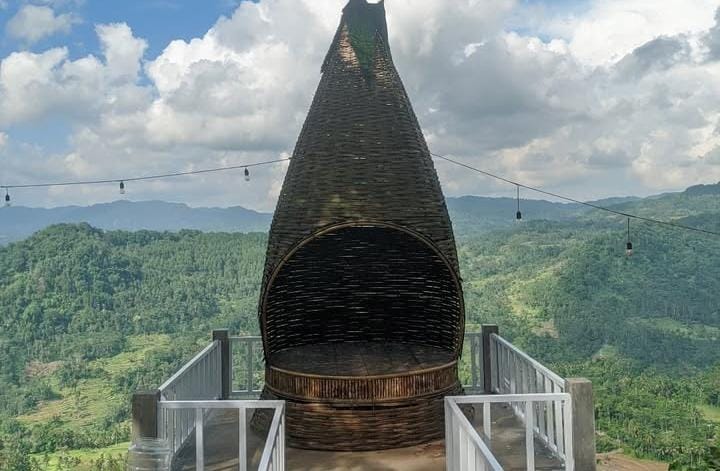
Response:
[262, 223, 463, 376]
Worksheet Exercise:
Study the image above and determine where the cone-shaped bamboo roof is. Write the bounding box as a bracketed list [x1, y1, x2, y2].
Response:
[262, 0, 459, 281]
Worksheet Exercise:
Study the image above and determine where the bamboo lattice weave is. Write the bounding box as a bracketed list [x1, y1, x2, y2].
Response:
[256, 0, 465, 451]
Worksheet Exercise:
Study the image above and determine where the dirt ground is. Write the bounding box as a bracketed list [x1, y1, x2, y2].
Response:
[597, 452, 669, 471]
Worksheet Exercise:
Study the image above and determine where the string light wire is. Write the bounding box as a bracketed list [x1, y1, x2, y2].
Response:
[431, 152, 720, 238]
[1, 151, 718, 238]
[0, 157, 291, 190]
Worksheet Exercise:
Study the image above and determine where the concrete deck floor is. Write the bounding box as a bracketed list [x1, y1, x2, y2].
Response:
[174, 403, 564, 470]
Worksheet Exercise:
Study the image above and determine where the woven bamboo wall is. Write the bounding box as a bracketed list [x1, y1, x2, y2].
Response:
[260, 0, 463, 352]
[256, 0, 465, 450]
[264, 224, 463, 355]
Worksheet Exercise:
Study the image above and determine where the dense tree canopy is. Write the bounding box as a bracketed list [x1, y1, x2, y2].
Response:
[1, 188, 719, 469]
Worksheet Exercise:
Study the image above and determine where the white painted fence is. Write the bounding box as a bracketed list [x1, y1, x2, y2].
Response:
[489, 334, 571, 461]
[158, 340, 223, 456]
[159, 400, 286, 471]
[445, 394, 574, 471]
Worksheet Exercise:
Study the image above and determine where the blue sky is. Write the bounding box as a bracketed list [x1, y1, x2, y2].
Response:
[0, 0, 252, 154]
[0, 1, 244, 58]
[0, 0, 719, 209]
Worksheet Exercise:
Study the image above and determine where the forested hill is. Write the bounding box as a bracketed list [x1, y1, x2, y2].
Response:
[0, 183, 719, 468]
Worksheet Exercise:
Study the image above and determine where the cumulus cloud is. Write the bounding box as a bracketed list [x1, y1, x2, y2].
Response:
[2, 0, 720, 209]
[0, 23, 147, 127]
[5, 5, 77, 44]
[706, 8, 720, 60]
[552, 0, 719, 66]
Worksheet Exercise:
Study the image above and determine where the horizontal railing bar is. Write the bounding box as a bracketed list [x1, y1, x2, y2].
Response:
[449, 393, 570, 404]
[491, 334, 565, 387]
[446, 399, 503, 471]
[159, 400, 285, 409]
[159, 341, 220, 393]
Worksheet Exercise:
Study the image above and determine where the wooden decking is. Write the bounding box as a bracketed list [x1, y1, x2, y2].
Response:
[174, 403, 564, 470]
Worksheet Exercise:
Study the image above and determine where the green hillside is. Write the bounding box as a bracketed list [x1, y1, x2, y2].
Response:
[1, 188, 720, 469]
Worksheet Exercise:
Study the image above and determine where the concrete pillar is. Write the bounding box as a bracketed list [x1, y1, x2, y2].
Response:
[481, 325, 499, 394]
[213, 329, 231, 400]
[566, 378, 597, 470]
[131, 390, 160, 441]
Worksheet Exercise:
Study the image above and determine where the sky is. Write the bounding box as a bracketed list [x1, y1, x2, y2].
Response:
[1, 0, 720, 211]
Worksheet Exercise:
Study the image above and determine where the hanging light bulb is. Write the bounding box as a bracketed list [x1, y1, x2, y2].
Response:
[515, 185, 523, 222]
[626, 218, 634, 257]
[119, 181, 126, 195]
[4, 189, 10, 207]
[244, 167, 250, 182]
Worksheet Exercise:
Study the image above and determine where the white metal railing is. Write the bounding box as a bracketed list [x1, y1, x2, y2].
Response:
[446, 394, 574, 471]
[159, 400, 286, 471]
[230, 336, 264, 397]
[464, 332, 483, 392]
[228, 333, 485, 398]
[445, 396, 503, 471]
[489, 334, 570, 459]
[158, 340, 223, 456]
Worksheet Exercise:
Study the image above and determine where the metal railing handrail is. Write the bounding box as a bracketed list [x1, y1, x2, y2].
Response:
[258, 401, 286, 471]
[160, 400, 286, 471]
[489, 332, 572, 462]
[159, 340, 221, 394]
[228, 333, 485, 398]
[157, 340, 223, 459]
[446, 394, 575, 471]
[445, 397, 503, 471]
[450, 393, 571, 404]
[490, 334, 565, 388]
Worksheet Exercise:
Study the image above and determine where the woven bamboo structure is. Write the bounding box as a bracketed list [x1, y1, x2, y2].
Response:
[257, 0, 465, 451]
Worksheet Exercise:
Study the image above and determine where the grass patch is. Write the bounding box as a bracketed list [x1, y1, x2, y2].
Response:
[699, 404, 720, 423]
[628, 317, 720, 340]
[31, 442, 129, 470]
[18, 335, 171, 427]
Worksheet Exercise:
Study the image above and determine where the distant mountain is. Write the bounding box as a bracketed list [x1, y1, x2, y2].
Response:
[684, 182, 720, 197]
[0, 187, 710, 244]
[0, 200, 272, 244]
[445, 195, 641, 234]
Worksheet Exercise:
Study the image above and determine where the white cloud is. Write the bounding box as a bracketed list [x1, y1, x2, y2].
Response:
[0, 23, 148, 127]
[0, 132, 7, 149]
[6, 5, 77, 44]
[2, 0, 720, 209]
[556, 0, 720, 66]
[97, 23, 148, 82]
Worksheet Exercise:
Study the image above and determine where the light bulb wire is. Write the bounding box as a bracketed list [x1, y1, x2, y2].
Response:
[0, 151, 718, 238]
[431, 152, 720, 238]
[0, 157, 291, 190]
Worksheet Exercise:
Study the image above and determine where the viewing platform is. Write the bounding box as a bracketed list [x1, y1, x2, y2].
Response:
[129, 326, 597, 470]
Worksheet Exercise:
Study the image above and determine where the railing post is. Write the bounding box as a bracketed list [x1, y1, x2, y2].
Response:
[482, 325, 499, 394]
[213, 329, 231, 400]
[131, 390, 160, 442]
[566, 378, 596, 471]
